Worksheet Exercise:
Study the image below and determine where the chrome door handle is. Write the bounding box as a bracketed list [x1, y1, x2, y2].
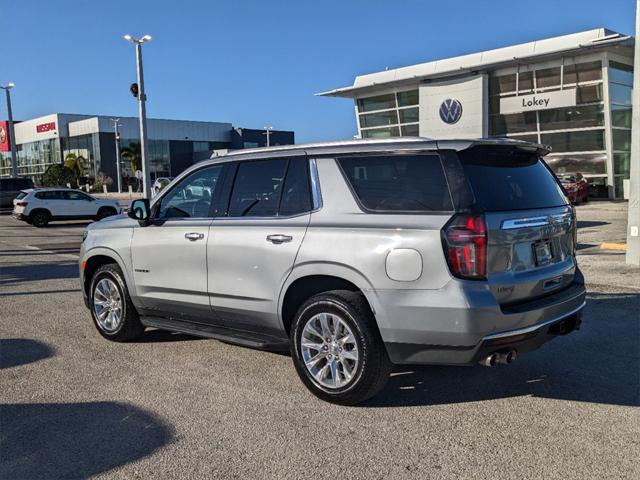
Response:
[266, 234, 293, 244]
[185, 232, 205, 241]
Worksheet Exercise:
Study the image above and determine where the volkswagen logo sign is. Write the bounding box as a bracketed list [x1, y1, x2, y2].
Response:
[439, 98, 463, 124]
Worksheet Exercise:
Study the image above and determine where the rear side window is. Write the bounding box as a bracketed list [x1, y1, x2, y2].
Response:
[228, 159, 288, 217]
[458, 146, 568, 212]
[14, 178, 33, 190]
[338, 154, 453, 212]
[35, 191, 64, 200]
[279, 159, 311, 216]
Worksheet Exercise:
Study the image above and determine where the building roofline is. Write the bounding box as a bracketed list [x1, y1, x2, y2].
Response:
[317, 28, 634, 98]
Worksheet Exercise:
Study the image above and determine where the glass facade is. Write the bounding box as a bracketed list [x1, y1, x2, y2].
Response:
[489, 60, 609, 179]
[609, 61, 633, 195]
[119, 138, 170, 187]
[0, 139, 62, 182]
[62, 134, 98, 180]
[356, 90, 419, 138]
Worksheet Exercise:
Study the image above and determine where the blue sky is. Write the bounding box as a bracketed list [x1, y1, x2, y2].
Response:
[2, 0, 636, 143]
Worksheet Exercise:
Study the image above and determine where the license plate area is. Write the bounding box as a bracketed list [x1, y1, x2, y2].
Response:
[533, 240, 553, 266]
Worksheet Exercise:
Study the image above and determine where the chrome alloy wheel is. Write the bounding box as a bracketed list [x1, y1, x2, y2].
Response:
[301, 312, 359, 389]
[93, 278, 123, 333]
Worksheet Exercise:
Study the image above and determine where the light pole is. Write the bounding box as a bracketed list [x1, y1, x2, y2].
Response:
[123, 34, 152, 199]
[1, 82, 18, 178]
[626, 0, 640, 265]
[111, 118, 122, 193]
[263, 126, 273, 147]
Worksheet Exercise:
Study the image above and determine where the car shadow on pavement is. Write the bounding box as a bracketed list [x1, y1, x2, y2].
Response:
[0, 402, 173, 479]
[0, 262, 79, 286]
[0, 339, 55, 369]
[136, 328, 203, 343]
[365, 292, 640, 409]
[577, 220, 610, 229]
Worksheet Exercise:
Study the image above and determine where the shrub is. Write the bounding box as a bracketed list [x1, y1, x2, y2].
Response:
[42, 164, 75, 187]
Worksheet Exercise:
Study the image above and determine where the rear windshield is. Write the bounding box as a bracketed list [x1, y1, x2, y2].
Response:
[15, 191, 28, 200]
[459, 147, 568, 212]
[338, 154, 453, 212]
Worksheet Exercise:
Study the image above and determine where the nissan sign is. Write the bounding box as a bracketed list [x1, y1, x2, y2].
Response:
[36, 121, 56, 133]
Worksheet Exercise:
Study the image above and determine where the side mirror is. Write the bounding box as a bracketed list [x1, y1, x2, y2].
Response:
[128, 198, 151, 225]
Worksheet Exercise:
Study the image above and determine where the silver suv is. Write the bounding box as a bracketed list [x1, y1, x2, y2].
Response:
[79, 138, 586, 405]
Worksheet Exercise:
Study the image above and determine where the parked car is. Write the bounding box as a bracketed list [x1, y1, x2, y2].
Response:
[79, 138, 586, 405]
[151, 177, 174, 197]
[13, 188, 121, 227]
[0, 177, 34, 209]
[558, 172, 589, 204]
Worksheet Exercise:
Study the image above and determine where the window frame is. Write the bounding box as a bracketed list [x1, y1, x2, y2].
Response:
[334, 151, 455, 215]
[222, 156, 313, 219]
[150, 163, 230, 222]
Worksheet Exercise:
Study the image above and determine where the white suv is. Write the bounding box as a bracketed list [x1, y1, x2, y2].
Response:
[13, 188, 121, 227]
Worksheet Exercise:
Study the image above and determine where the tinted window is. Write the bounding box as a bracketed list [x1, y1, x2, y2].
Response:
[459, 147, 568, 212]
[15, 191, 27, 200]
[338, 155, 453, 212]
[64, 191, 93, 201]
[279, 159, 311, 216]
[14, 178, 33, 190]
[158, 165, 223, 218]
[228, 159, 288, 217]
[36, 191, 64, 200]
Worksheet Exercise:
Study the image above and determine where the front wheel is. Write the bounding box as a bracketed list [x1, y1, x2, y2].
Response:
[89, 263, 144, 342]
[290, 290, 391, 405]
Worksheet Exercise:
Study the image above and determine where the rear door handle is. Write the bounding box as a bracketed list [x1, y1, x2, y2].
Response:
[266, 234, 293, 244]
[185, 232, 205, 241]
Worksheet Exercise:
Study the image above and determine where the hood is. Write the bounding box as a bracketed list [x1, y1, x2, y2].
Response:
[86, 213, 137, 231]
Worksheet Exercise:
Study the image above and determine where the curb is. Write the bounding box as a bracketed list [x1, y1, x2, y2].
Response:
[599, 242, 627, 251]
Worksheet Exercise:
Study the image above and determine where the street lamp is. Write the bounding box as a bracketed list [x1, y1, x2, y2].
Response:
[263, 126, 273, 147]
[123, 33, 152, 199]
[111, 118, 122, 193]
[0, 82, 18, 178]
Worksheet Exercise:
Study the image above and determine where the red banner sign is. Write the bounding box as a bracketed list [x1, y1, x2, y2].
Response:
[0, 121, 9, 151]
[36, 121, 56, 133]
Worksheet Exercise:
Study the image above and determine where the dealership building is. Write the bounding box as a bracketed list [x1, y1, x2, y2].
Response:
[319, 28, 635, 198]
[0, 114, 294, 189]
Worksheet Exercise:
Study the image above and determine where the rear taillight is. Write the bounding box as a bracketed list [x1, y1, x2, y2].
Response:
[442, 213, 487, 280]
[16, 201, 28, 207]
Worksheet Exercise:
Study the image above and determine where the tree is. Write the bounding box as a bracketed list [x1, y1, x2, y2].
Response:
[63, 152, 85, 186]
[120, 142, 141, 174]
[121, 142, 142, 191]
[42, 164, 75, 187]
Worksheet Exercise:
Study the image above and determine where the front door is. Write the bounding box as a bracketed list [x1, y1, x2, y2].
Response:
[131, 164, 225, 323]
[208, 157, 312, 335]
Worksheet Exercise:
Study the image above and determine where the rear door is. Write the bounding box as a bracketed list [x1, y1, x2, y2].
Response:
[207, 156, 312, 335]
[457, 146, 576, 305]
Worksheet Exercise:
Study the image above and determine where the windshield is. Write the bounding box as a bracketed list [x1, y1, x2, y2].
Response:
[459, 146, 568, 212]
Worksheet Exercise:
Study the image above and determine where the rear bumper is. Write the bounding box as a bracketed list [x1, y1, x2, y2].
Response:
[13, 212, 27, 221]
[375, 271, 586, 365]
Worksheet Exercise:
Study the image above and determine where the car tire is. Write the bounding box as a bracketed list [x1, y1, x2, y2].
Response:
[89, 263, 144, 342]
[290, 290, 391, 405]
[30, 210, 50, 228]
[96, 207, 118, 221]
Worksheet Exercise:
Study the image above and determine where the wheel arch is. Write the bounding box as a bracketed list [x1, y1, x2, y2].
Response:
[82, 248, 133, 300]
[279, 263, 379, 336]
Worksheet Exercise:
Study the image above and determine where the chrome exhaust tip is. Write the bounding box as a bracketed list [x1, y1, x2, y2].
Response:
[496, 350, 517, 365]
[479, 353, 499, 367]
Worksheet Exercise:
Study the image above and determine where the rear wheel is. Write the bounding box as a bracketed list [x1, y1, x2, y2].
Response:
[30, 210, 50, 228]
[290, 290, 391, 405]
[89, 263, 144, 342]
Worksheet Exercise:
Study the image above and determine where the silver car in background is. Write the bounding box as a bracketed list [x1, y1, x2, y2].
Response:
[79, 138, 585, 405]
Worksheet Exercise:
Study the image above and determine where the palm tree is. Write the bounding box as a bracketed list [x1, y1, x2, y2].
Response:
[63, 152, 85, 187]
[120, 142, 142, 191]
[120, 142, 141, 174]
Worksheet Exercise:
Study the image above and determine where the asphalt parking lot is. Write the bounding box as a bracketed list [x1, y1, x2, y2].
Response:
[1, 203, 639, 479]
